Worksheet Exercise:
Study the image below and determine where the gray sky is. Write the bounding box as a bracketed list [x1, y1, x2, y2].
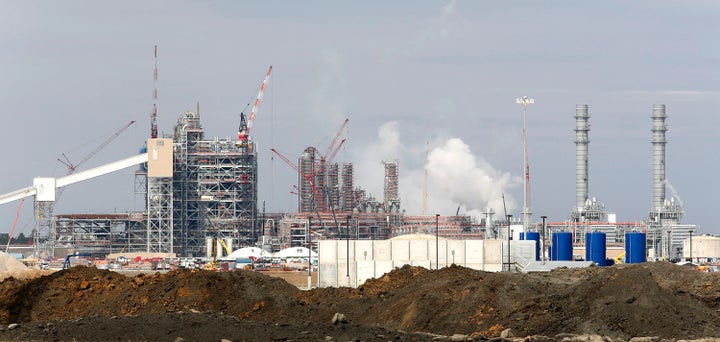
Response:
[1, 1, 718, 236]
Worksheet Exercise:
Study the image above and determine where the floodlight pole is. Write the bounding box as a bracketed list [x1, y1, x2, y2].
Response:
[541, 215, 548, 263]
[506, 214, 512, 272]
[346, 215, 351, 286]
[307, 216, 312, 289]
[435, 214, 440, 270]
[516, 96, 534, 234]
[689, 229, 693, 263]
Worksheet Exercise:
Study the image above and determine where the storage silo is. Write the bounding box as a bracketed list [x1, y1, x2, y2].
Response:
[551, 232, 573, 261]
[586, 231, 606, 266]
[525, 231, 541, 261]
[625, 232, 647, 263]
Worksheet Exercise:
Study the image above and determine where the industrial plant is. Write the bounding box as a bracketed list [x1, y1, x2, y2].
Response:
[0, 56, 707, 272]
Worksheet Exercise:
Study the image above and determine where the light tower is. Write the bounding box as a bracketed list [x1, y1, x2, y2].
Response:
[516, 96, 534, 233]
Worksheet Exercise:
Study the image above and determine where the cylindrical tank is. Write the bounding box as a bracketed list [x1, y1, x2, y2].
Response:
[625, 232, 647, 263]
[585, 232, 606, 266]
[205, 237, 214, 260]
[551, 232, 573, 261]
[526, 231, 541, 261]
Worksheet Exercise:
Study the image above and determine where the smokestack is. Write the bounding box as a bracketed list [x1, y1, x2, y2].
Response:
[651, 104, 667, 210]
[574, 105, 590, 210]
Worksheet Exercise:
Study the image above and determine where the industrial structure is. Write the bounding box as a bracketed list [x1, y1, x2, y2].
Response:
[0, 51, 702, 265]
[545, 104, 697, 261]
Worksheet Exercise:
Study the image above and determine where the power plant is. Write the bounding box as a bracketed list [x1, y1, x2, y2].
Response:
[0, 55, 701, 265]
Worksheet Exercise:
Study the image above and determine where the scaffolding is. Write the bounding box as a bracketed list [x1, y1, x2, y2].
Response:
[383, 160, 400, 214]
[327, 163, 340, 211]
[173, 110, 258, 256]
[298, 147, 317, 212]
[55, 213, 145, 254]
[341, 163, 354, 212]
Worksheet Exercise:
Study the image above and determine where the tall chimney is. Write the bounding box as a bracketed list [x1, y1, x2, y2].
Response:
[651, 104, 667, 210]
[574, 105, 590, 210]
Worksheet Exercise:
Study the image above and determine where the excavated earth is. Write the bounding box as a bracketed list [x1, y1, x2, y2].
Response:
[0, 262, 719, 341]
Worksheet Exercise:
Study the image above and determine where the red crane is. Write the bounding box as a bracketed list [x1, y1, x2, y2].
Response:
[270, 148, 326, 212]
[239, 65, 273, 141]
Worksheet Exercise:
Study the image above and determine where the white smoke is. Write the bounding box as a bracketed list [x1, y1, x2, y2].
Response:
[354, 122, 520, 220]
[426, 138, 520, 217]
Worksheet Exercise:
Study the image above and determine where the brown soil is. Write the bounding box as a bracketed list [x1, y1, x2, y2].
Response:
[0, 262, 718, 341]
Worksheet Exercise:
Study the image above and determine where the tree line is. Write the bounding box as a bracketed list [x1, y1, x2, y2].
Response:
[0, 233, 33, 245]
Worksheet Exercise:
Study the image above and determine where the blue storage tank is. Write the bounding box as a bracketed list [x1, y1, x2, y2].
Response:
[625, 232, 646, 263]
[551, 232, 573, 261]
[585, 232, 606, 266]
[525, 231, 541, 261]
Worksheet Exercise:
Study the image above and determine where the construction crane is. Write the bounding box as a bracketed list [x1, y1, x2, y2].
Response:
[3, 120, 138, 254]
[270, 148, 325, 210]
[151, 45, 159, 139]
[239, 65, 273, 142]
[54, 120, 136, 205]
[58, 120, 136, 175]
[0, 152, 151, 257]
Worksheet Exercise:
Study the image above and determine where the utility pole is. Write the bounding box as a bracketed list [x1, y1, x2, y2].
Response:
[346, 215, 351, 286]
[435, 214, 440, 270]
[541, 215, 548, 263]
[516, 96, 534, 233]
[307, 216, 312, 290]
[506, 214, 512, 272]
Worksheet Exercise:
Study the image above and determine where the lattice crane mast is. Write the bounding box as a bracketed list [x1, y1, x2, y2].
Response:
[239, 65, 273, 142]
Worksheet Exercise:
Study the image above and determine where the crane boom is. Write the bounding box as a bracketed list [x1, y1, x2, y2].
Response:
[58, 120, 136, 173]
[239, 65, 272, 141]
[323, 117, 349, 159]
[326, 138, 346, 165]
[270, 148, 326, 211]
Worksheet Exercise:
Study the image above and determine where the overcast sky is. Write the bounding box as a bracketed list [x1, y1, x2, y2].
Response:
[1, 1, 718, 237]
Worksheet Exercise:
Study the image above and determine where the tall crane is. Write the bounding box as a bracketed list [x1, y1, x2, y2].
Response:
[151, 45, 159, 139]
[270, 148, 326, 211]
[239, 65, 273, 142]
[58, 120, 136, 175]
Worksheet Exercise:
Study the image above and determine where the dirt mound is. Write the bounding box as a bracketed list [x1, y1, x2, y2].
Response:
[0, 262, 719, 341]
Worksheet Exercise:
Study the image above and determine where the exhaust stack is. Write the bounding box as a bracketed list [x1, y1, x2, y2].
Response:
[574, 105, 590, 210]
[651, 104, 667, 210]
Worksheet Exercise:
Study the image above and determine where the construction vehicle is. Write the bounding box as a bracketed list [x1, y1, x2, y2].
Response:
[62, 253, 95, 270]
[203, 237, 233, 270]
[614, 252, 625, 264]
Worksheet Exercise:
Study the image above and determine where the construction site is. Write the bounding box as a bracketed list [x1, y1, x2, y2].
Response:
[0, 54, 706, 268]
[1, 61, 719, 342]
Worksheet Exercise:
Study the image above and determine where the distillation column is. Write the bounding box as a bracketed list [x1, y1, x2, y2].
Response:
[574, 105, 590, 211]
[383, 160, 400, 214]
